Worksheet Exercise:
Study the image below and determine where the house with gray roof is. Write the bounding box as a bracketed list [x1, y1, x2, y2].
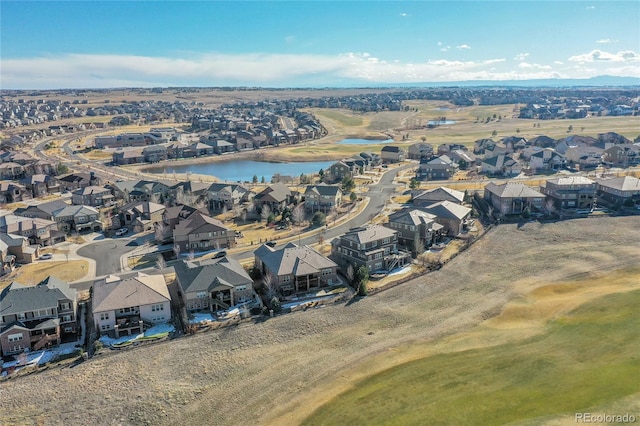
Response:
[418, 200, 472, 236]
[385, 209, 443, 256]
[175, 257, 256, 312]
[304, 184, 342, 213]
[540, 176, 596, 210]
[0, 233, 40, 264]
[254, 183, 292, 213]
[254, 242, 338, 296]
[596, 176, 640, 206]
[0, 276, 77, 355]
[206, 183, 252, 211]
[173, 212, 235, 253]
[484, 182, 546, 215]
[381, 145, 406, 163]
[417, 155, 457, 180]
[413, 186, 465, 207]
[71, 185, 115, 207]
[53, 204, 102, 233]
[330, 225, 411, 273]
[0, 214, 62, 246]
[92, 272, 170, 338]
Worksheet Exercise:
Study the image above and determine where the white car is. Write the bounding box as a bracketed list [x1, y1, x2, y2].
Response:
[115, 228, 129, 236]
[40, 253, 53, 260]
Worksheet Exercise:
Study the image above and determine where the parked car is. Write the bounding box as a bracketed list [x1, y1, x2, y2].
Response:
[115, 228, 129, 236]
[39, 253, 53, 260]
[265, 241, 277, 248]
[213, 250, 227, 259]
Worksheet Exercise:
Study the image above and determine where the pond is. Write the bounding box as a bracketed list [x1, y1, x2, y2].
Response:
[428, 120, 457, 125]
[146, 159, 336, 182]
[338, 138, 394, 145]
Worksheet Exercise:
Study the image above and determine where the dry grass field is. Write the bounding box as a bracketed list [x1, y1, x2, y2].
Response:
[0, 260, 89, 289]
[1, 217, 638, 426]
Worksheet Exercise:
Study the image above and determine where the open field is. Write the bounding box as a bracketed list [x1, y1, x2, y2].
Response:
[0, 260, 89, 289]
[0, 217, 638, 426]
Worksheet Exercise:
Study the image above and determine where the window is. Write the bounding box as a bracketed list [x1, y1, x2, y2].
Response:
[118, 307, 132, 314]
[151, 304, 164, 312]
[196, 291, 207, 298]
[60, 302, 70, 311]
[236, 285, 247, 292]
[383, 237, 390, 244]
[101, 324, 110, 331]
[8, 333, 23, 342]
[62, 315, 73, 322]
[375, 253, 382, 259]
[100, 313, 109, 321]
[17, 313, 26, 320]
[64, 326, 74, 333]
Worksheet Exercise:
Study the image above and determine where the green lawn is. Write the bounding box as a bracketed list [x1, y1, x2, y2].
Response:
[303, 290, 640, 426]
[313, 109, 364, 127]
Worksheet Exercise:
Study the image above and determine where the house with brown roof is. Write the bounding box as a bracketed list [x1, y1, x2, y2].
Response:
[484, 182, 546, 215]
[71, 186, 115, 207]
[0, 215, 62, 246]
[254, 242, 339, 296]
[92, 272, 171, 338]
[173, 212, 235, 253]
[407, 142, 434, 160]
[175, 257, 256, 313]
[0, 233, 40, 264]
[380, 145, 406, 163]
[206, 183, 253, 211]
[330, 225, 411, 273]
[56, 172, 100, 191]
[0, 181, 30, 203]
[254, 183, 292, 213]
[0, 276, 77, 356]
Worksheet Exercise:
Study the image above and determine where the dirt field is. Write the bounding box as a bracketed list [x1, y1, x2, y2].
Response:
[1, 217, 639, 426]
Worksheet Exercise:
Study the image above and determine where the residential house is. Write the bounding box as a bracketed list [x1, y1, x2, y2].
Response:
[540, 176, 597, 210]
[92, 272, 171, 338]
[0, 215, 62, 246]
[112, 148, 145, 165]
[206, 183, 252, 211]
[380, 146, 406, 163]
[173, 212, 235, 253]
[209, 139, 236, 154]
[602, 145, 640, 167]
[480, 154, 522, 177]
[0, 233, 40, 264]
[161, 204, 201, 234]
[304, 184, 342, 213]
[330, 225, 411, 273]
[0, 237, 16, 275]
[142, 145, 168, 163]
[0, 181, 30, 203]
[413, 186, 465, 207]
[385, 209, 443, 256]
[0, 162, 25, 180]
[119, 201, 165, 232]
[109, 180, 170, 203]
[254, 183, 292, 213]
[327, 160, 357, 182]
[71, 186, 115, 207]
[448, 149, 477, 169]
[417, 155, 457, 180]
[14, 199, 69, 221]
[407, 142, 434, 160]
[418, 200, 472, 236]
[53, 205, 102, 233]
[564, 146, 603, 170]
[596, 176, 640, 206]
[56, 172, 100, 191]
[20, 174, 59, 198]
[0, 276, 77, 356]
[484, 182, 546, 215]
[175, 257, 256, 312]
[255, 242, 339, 296]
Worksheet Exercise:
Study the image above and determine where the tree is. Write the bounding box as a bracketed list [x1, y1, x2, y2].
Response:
[267, 212, 276, 224]
[516, 128, 520, 133]
[421, 136, 427, 142]
[341, 176, 355, 193]
[292, 204, 305, 225]
[409, 177, 420, 190]
[346, 264, 355, 284]
[299, 173, 310, 185]
[252, 175, 258, 184]
[354, 265, 369, 296]
[318, 168, 325, 180]
[458, 159, 468, 170]
[155, 254, 166, 271]
[56, 163, 69, 175]
[311, 211, 326, 226]
[154, 222, 167, 243]
[413, 237, 425, 257]
[240, 209, 247, 224]
[260, 204, 271, 223]
[187, 250, 195, 261]
[491, 130, 498, 137]
[350, 191, 358, 202]
[173, 244, 181, 258]
[262, 272, 280, 302]
[261, 176, 266, 184]
[567, 125, 573, 133]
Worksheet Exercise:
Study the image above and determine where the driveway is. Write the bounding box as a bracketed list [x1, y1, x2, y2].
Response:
[76, 238, 138, 276]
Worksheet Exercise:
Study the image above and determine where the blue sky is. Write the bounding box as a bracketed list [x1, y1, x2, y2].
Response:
[1, 1, 639, 88]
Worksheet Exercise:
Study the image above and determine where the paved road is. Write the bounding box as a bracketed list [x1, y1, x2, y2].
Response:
[76, 238, 138, 276]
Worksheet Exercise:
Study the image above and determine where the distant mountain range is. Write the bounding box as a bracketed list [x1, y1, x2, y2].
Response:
[353, 75, 640, 89]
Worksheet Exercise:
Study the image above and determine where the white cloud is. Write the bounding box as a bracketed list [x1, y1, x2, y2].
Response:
[285, 35, 296, 44]
[514, 53, 530, 61]
[437, 41, 442, 46]
[554, 61, 564, 65]
[569, 49, 640, 63]
[586, 5, 595, 10]
[399, 12, 409, 17]
[440, 46, 451, 52]
[596, 38, 618, 44]
[1, 51, 637, 89]
[456, 44, 471, 50]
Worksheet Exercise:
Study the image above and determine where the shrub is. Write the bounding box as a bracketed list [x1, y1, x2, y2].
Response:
[311, 212, 326, 226]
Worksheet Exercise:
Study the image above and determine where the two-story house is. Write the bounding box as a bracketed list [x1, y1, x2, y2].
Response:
[419, 200, 472, 236]
[254, 242, 339, 296]
[385, 209, 443, 256]
[304, 184, 343, 213]
[0, 276, 77, 356]
[484, 182, 546, 215]
[175, 257, 256, 313]
[53, 205, 102, 233]
[380, 145, 406, 163]
[330, 225, 411, 273]
[173, 212, 235, 253]
[596, 176, 640, 207]
[206, 183, 252, 211]
[540, 176, 597, 210]
[92, 272, 171, 338]
[254, 183, 292, 213]
[71, 186, 115, 207]
[417, 155, 458, 180]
